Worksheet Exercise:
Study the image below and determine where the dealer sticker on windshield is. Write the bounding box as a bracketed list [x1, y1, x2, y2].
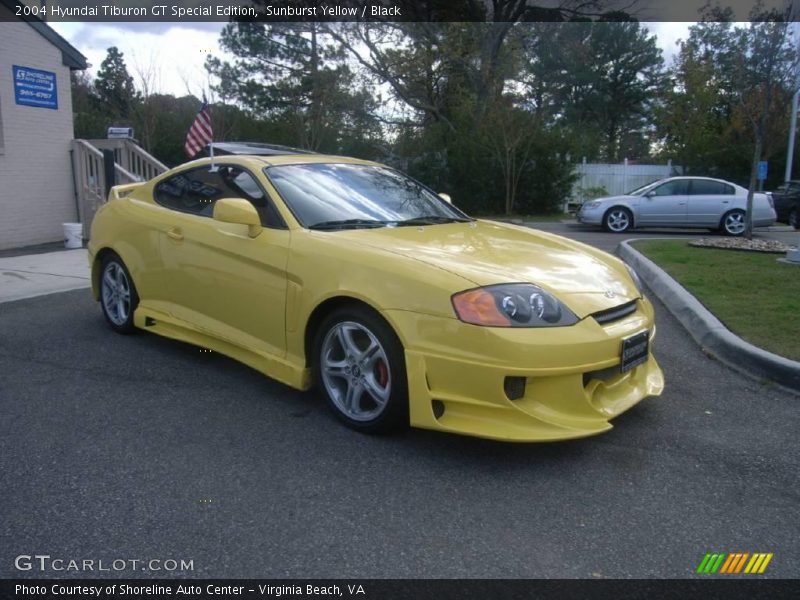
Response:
[620, 330, 649, 373]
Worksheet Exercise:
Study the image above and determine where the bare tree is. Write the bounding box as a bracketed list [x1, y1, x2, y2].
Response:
[130, 49, 162, 152]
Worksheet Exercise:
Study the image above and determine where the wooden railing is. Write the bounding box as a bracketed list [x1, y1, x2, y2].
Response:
[89, 138, 169, 182]
[71, 139, 169, 238]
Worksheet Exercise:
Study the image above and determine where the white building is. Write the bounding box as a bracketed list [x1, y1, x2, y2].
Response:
[0, 0, 87, 250]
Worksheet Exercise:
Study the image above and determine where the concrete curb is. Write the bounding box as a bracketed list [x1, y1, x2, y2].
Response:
[618, 239, 800, 394]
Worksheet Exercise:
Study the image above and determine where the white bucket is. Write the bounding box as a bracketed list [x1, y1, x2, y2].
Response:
[63, 223, 83, 249]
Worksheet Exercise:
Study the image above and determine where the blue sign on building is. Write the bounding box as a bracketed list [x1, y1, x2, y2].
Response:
[758, 160, 768, 181]
[13, 65, 58, 110]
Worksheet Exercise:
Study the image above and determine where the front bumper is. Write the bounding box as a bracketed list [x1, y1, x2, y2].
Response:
[576, 206, 604, 225]
[385, 298, 663, 442]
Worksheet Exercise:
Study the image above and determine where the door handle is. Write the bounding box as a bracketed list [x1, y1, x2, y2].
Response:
[722, 200, 730, 204]
[166, 227, 184, 241]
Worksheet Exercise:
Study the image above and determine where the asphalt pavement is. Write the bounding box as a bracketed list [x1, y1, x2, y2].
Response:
[1, 224, 798, 579]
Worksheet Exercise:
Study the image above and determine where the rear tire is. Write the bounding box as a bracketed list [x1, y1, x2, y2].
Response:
[99, 254, 139, 334]
[313, 306, 408, 434]
[603, 207, 633, 233]
[720, 209, 746, 237]
[790, 208, 799, 230]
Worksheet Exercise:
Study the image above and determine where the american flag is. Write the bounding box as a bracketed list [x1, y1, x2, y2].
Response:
[184, 97, 212, 157]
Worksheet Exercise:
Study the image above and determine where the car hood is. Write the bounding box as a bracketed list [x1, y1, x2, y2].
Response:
[336, 220, 639, 318]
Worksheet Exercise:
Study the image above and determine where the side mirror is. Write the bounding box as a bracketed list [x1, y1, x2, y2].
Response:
[645, 190, 656, 198]
[438, 192, 452, 204]
[213, 198, 262, 238]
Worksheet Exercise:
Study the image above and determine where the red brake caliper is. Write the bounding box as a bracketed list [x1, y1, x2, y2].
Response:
[376, 359, 389, 388]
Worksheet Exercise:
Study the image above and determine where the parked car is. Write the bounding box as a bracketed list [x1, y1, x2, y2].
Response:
[768, 180, 800, 229]
[89, 153, 663, 442]
[576, 176, 776, 235]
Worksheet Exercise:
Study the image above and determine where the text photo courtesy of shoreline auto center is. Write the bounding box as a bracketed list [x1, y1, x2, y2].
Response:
[1, 0, 799, 598]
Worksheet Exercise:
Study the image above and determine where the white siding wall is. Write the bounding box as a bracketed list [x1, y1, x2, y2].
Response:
[572, 162, 676, 202]
[0, 22, 77, 250]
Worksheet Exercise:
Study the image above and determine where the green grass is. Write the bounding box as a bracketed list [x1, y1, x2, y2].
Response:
[632, 240, 800, 361]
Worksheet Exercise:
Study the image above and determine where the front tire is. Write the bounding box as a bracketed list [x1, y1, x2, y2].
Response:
[720, 209, 746, 236]
[603, 207, 633, 233]
[313, 306, 408, 434]
[99, 254, 139, 334]
[789, 208, 799, 230]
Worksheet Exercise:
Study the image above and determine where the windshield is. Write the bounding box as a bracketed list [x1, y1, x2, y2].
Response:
[625, 180, 665, 196]
[264, 163, 470, 229]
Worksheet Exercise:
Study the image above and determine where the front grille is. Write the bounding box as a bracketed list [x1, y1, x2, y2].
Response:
[592, 300, 637, 325]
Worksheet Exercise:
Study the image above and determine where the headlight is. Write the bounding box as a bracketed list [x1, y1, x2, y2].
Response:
[625, 263, 644, 295]
[451, 283, 579, 327]
[584, 201, 602, 209]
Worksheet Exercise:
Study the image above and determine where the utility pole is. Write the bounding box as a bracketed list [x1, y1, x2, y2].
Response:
[785, 22, 800, 182]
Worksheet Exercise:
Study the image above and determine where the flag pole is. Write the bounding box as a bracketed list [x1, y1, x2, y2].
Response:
[207, 93, 215, 171]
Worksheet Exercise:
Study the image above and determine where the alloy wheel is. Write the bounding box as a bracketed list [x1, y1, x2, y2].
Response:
[320, 321, 392, 422]
[101, 261, 132, 326]
[606, 209, 631, 233]
[724, 211, 746, 236]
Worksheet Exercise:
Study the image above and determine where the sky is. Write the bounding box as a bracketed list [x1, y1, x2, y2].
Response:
[50, 22, 228, 98]
[49, 21, 694, 98]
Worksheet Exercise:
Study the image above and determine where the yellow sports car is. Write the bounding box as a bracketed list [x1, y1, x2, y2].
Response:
[88, 152, 663, 441]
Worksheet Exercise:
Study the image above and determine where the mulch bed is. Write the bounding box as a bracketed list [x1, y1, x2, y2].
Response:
[688, 237, 795, 254]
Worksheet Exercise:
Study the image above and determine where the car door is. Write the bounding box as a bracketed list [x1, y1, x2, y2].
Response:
[774, 182, 800, 222]
[636, 179, 689, 226]
[686, 179, 735, 227]
[154, 164, 290, 358]
[770, 184, 786, 221]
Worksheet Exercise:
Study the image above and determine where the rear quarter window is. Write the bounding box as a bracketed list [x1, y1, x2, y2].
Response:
[690, 180, 734, 195]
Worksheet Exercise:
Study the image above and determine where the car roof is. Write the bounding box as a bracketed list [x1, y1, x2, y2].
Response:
[206, 142, 316, 156]
[666, 176, 731, 182]
[170, 153, 382, 174]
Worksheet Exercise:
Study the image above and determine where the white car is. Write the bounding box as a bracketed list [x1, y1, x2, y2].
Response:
[576, 176, 776, 236]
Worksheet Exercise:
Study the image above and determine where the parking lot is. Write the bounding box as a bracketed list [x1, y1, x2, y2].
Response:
[1, 224, 798, 578]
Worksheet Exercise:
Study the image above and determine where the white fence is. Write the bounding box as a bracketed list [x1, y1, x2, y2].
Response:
[570, 159, 678, 209]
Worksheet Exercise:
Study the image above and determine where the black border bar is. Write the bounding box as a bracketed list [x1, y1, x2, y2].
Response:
[3, 0, 799, 23]
[3, 579, 800, 600]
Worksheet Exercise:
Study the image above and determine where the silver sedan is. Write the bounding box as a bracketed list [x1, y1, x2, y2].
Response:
[576, 176, 776, 236]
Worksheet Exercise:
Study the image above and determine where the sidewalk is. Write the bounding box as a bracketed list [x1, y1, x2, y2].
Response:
[0, 248, 90, 303]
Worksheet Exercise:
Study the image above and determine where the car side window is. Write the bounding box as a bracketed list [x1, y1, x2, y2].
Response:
[154, 165, 285, 228]
[689, 180, 733, 196]
[652, 180, 689, 196]
[154, 167, 221, 216]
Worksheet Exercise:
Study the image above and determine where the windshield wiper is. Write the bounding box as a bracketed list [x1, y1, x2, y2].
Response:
[396, 215, 471, 226]
[308, 219, 388, 231]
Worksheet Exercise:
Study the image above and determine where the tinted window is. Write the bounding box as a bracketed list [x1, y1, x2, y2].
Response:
[690, 180, 734, 195]
[154, 165, 284, 228]
[652, 180, 689, 196]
